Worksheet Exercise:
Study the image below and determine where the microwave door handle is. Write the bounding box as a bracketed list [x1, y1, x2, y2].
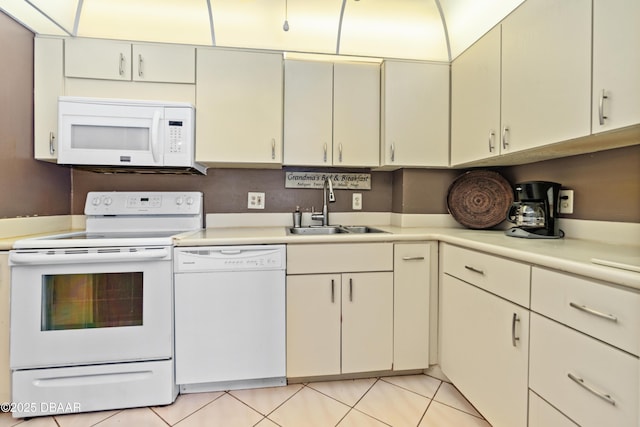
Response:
[151, 110, 161, 163]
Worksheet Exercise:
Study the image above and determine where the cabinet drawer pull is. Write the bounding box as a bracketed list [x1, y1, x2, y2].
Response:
[598, 89, 608, 125]
[568, 372, 616, 406]
[464, 265, 484, 275]
[331, 279, 335, 303]
[402, 256, 425, 261]
[569, 302, 618, 322]
[349, 278, 353, 302]
[511, 313, 520, 347]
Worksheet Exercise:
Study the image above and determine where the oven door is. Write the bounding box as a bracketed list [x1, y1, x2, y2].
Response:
[9, 247, 173, 369]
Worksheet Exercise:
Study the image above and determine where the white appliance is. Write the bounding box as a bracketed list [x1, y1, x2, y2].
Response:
[57, 96, 206, 174]
[9, 191, 203, 418]
[174, 245, 287, 393]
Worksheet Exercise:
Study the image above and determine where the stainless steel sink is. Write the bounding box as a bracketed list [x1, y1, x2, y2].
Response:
[341, 226, 387, 234]
[287, 225, 388, 235]
[287, 226, 348, 235]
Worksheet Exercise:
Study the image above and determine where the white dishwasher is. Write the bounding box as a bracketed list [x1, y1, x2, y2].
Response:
[174, 245, 286, 393]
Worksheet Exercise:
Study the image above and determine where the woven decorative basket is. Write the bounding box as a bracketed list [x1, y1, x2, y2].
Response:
[446, 170, 514, 229]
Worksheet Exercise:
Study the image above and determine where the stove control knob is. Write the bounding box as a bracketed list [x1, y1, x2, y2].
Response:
[91, 197, 101, 206]
[176, 197, 184, 206]
[103, 197, 113, 206]
[186, 196, 194, 205]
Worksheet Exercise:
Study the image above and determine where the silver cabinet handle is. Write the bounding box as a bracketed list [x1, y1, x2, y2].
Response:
[402, 256, 425, 261]
[511, 313, 520, 347]
[349, 277, 353, 302]
[568, 373, 616, 406]
[138, 54, 144, 77]
[569, 302, 618, 322]
[331, 279, 335, 303]
[119, 53, 125, 76]
[502, 126, 509, 149]
[338, 143, 343, 163]
[390, 143, 395, 162]
[598, 89, 608, 125]
[488, 131, 495, 153]
[271, 138, 276, 160]
[323, 142, 328, 163]
[464, 265, 484, 275]
[49, 131, 56, 155]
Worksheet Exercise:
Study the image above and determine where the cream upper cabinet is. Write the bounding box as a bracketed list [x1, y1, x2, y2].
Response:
[592, 0, 640, 133]
[131, 44, 195, 84]
[381, 61, 449, 168]
[451, 27, 501, 166]
[500, 0, 591, 154]
[283, 60, 333, 166]
[65, 38, 132, 81]
[196, 49, 283, 166]
[284, 60, 380, 167]
[333, 62, 380, 167]
[34, 37, 64, 161]
[65, 38, 195, 83]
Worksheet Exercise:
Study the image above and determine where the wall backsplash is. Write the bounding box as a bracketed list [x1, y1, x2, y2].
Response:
[0, 12, 70, 219]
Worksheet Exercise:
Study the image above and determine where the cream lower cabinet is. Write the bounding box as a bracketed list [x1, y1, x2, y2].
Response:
[286, 244, 393, 378]
[440, 244, 530, 427]
[0, 252, 10, 403]
[529, 267, 640, 427]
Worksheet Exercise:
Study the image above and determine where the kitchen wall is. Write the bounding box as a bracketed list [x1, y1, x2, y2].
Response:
[0, 12, 70, 219]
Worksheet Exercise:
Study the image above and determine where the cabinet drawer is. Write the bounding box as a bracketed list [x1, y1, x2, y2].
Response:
[529, 391, 578, 427]
[441, 244, 531, 307]
[532, 267, 640, 356]
[287, 243, 393, 274]
[530, 313, 638, 427]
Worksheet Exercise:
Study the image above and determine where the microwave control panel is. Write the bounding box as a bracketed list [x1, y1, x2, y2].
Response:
[168, 120, 184, 153]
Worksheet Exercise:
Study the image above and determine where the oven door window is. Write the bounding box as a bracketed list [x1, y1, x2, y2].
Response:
[42, 272, 143, 331]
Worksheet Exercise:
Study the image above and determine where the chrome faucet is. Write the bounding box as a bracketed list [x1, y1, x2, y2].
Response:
[311, 178, 336, 226]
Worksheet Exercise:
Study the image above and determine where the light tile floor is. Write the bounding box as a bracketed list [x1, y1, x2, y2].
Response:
[0, 374, 491, 427]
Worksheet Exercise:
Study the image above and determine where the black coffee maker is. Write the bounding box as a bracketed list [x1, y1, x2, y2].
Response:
[505, 181, 564, 239]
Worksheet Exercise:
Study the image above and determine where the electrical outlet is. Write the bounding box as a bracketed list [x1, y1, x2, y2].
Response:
[247, 192, 265, 209]
[559, 189, 574, 214]
[352, 193, 362, 210]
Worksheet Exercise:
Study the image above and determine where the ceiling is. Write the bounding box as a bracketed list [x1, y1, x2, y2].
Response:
[0, 0, 524, 61]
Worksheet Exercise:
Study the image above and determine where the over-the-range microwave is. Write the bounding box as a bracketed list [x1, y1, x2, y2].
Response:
[57, 96, 206, 174]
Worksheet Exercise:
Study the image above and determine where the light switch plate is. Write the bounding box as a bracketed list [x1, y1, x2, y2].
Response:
[559, 190, 573, 214]
[352, 193, 362, 210]
[248, 192, 265, 209]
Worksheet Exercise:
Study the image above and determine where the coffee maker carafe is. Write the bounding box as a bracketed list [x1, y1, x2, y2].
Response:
[505, 181, 564, 239]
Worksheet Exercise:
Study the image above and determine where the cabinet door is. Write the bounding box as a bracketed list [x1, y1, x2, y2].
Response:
[451, 26, 501, 165]
[0, 253, 9, 403]
[393, 243, 430, 370]
[196, 49, 283, 165]
[440, 274, 529, 427]
[283, 60, 333, 166]
[132, 44, 195, 84]
[286, 274, 341, 378]
[501, 0, 591, 153]
[34, 37, 64, 161]
[592, 0, 640, 133]
[65, 38, 132, 81]
[382, 61, 449, 167]
[333, 62, 380, 167]
[342, 272, 393, 374]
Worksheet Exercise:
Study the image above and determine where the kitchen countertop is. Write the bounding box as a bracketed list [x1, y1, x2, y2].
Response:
[177, 225, 640, 290]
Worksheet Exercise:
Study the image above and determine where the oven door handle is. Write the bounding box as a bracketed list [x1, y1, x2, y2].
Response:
[10, 248, 170, 265]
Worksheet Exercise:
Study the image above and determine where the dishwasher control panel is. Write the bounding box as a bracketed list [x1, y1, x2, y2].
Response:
[174, 245, 286, 272]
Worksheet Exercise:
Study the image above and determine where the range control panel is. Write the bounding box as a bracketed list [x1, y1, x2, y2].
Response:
[85, 191, 203, 216]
